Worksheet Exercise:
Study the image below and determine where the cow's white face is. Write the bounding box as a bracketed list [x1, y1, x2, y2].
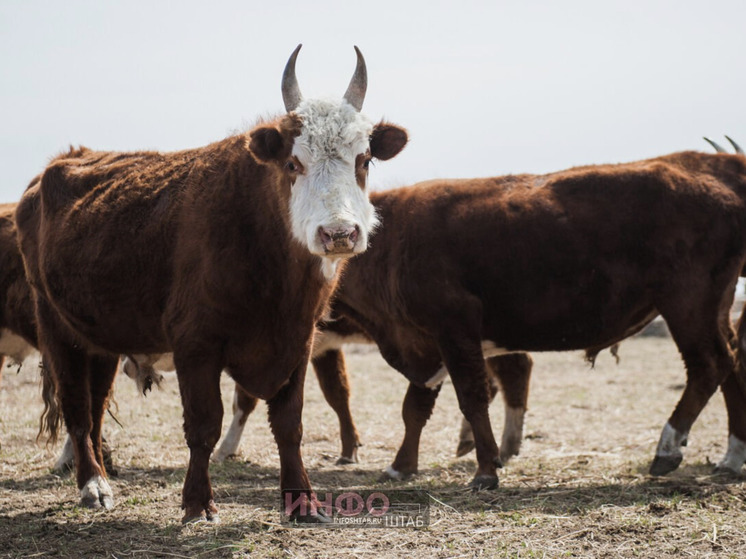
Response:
[249, 107, 407, 279]
[290, 98, 378, 267]
[247, 45, 408, 280]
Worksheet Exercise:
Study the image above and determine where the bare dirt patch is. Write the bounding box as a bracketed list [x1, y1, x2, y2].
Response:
[1, 336, 745, 558]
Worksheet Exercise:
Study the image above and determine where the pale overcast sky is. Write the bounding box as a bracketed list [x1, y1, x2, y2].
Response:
[2, 0, 745, 201]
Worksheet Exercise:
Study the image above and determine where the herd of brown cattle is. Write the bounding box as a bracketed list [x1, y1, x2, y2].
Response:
[2, 46, 746, 523]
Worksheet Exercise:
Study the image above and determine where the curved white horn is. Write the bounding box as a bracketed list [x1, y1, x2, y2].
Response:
[725, 135, 745, 155]
[704, 137, 727, 153]
[343, 46, 367, 112]
[282, 44, 303, 112]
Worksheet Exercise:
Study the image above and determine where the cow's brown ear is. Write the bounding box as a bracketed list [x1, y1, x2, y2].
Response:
[370, 122, 408, 161]
[248, 126, 286, 163]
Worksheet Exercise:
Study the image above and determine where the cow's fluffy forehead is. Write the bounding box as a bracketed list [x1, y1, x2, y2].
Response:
[292, 98, 374, 162]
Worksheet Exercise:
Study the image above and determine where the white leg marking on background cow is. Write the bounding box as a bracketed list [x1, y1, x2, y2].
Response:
[424, 366, 448, 389]
[501, 406, 526, 461]
[53, 436, 75, 473]
[384, 465, 405, 480]
[213, 392, 247, 462]
[655, 422, 687, 458]
[716, 434, 746, 473]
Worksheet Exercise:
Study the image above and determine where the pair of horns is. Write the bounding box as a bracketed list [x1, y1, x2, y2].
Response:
[281, 44, 367, 113]
[704, 136, 744, 155]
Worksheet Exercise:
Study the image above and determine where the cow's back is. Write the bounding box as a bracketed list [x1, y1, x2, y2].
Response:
[359, 152, 746, 353]
[15, 137, 281, 355]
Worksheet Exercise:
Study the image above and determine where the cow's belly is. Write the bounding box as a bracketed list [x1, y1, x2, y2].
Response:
[484, 299, 659, 353]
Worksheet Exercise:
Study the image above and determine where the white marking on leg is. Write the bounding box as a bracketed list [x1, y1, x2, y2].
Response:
[655, 422, 688, 459]
[424, 366, 448, 389]
[53, 436, 75, 473]
[213, 392, 247, 462]
[80, 474, 114, 510]
[716, 434, 746, 473]
[384, 465, 405, 480]
[500, 406, 525, 462]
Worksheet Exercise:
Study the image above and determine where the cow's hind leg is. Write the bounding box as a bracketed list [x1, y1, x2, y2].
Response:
[456, 353, 532, 462]
[384, 381, 442, 480]
[312, 349, 362, 464]
[175, 353, 223, 523]
[37, 301, 116, 509]
[652, 283, 738, 476]
[212, 385, 258, 462]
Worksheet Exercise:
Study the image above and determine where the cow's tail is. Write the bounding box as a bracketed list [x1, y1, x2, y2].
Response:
[733, 300, 746, 396]
[37, 358, 62, 446]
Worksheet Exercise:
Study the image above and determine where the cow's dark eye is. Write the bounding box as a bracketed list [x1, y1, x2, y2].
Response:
[285, 160, 297, 172]
[363, 158, 371, 170]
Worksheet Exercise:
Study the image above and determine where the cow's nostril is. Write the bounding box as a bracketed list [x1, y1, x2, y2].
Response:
[318, 226, 333, 245]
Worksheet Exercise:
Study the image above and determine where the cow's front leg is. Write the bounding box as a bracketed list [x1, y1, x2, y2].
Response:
[268, 361, 329, 523]
[175, 355, 223, 523]
[384, 381, 441, 480]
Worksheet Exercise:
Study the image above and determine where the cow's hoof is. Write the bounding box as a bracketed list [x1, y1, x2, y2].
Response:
[291, 508, 332, 524]
[649, 455, 682, 476]
[456, 440, 475, 457]
[470, 475, 499, 491]
[182, 512, 220, 524]
[182, 500, 219, 524]
[80, 475, 114, 510]
[210, 451, 232, 463]
[500, 439, 522, 463]
[182, 512, 207, 524]
[379, 465, 413, 482]
[336, 455, 357, 465]
[713, 463, 743, 476]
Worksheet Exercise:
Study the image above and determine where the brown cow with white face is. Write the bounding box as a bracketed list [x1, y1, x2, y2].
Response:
[16, 45, 407, 523]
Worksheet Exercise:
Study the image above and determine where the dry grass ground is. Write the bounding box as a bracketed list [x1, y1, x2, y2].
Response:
[1, 334, 745, 558]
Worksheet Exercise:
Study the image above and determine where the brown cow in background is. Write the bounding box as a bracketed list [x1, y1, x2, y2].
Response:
[0, 204, 37, 385]
[324, 148, 746, 490]
[16, 45, 408, 523]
